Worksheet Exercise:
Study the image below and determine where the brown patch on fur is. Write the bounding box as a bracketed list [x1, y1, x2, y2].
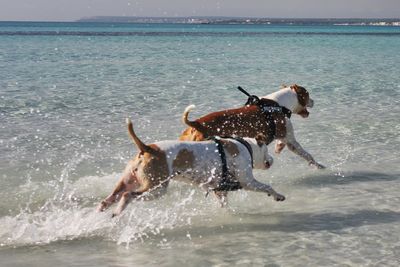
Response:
[273, 113, 287, 139]
[254, 133, 267, 146]
[185, 105, 267, 140]
[172, 149, 195, 172]
[178, 104, 287, 144]
[290, 84, 310, 118]
[98, 142, 170, 214]
[144, 148, 169, 183]
[291, 84, 309, 107]
[103, 143, 169, 205]
[179, 128, 192, 141]
[179, 127, 205, 141]
[220, 140, 240, 157]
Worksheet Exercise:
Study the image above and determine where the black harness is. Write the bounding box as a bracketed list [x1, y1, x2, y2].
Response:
[209, 136, 253, 193]
[238, 86, 292, 119]
[233, 137, 254, 168]
[238, 86, 291, 144]
[256, 98, 292, 119]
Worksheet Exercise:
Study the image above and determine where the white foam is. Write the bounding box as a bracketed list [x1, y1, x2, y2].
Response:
[0, 173, 220, 247]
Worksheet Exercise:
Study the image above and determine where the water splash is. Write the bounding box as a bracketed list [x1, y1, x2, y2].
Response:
[0, 169, 217, 248]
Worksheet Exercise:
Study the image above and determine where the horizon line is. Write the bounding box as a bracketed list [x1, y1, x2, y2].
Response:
[1, 16, 400, 23]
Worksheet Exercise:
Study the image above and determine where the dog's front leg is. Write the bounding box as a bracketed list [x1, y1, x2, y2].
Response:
[274, 140, 286, 154]
[286, 140, 325, 169]
[242, 181, 285, 201]
[284, 119, 325, 169]
[240, 171, 285, 201]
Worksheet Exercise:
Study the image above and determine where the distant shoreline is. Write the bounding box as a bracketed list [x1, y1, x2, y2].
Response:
[1, 17, 400, 27]
[74, 16, 400, 26]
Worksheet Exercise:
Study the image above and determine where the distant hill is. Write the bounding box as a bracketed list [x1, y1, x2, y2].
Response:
[76, 16, 400, 26]
[77, 16, 230, 24]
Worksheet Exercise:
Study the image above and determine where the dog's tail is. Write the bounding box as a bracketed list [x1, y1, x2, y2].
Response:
[182, 105, 202, 129]
[126, 118, 154, 154]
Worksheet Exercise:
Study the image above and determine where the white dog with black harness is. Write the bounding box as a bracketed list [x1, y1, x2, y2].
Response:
[98, 118, 285, 217]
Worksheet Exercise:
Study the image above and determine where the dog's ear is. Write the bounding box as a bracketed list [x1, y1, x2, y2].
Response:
[290, 84, 309, 107]
[255, 133, 267, 147]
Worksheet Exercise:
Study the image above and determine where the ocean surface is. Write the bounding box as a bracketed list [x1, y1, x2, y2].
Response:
[0, 21, 399, 266]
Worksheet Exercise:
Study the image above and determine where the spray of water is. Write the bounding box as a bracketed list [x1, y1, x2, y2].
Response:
[0, 155, 222, 248]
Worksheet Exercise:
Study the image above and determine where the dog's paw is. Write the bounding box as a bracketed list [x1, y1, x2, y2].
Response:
[97, 200, 114, 212]
[309, 161, 326, 169]
[274, 142, 286, 154]
[274, 193, 285, 202]
[97, 201, 107, 212]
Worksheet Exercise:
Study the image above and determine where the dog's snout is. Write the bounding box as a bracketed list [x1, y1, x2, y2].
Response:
[307, 98, 314, 108]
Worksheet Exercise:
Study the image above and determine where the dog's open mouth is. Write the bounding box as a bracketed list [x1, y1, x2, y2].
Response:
[298, 98, 313, 118]
[265, 161, 272, 169]
[298, 108, 310, 118]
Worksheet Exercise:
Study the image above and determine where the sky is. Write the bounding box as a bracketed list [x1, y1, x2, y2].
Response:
[0, 0, 399, 21]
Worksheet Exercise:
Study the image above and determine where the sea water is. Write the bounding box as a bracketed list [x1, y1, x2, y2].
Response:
[0, 21, 399, 266]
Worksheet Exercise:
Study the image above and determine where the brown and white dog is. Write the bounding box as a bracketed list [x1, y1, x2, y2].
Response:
[180, 84, 325, 169]
[98, 119, 285, 217]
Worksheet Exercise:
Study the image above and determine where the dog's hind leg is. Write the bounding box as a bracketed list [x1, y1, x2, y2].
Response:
[97, 180, 126, 212]
[111, 191, 147, 217]
[275, 140, 286, 154]
[112, 191, 135, 217]
[111, 179, 170, 217]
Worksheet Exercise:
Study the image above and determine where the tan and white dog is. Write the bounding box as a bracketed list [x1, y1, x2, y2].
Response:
[98, 119, 285, 217]
[180, 84, 325, 169]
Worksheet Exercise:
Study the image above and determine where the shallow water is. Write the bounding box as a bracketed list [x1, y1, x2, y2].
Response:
[0, 22, 399, 266]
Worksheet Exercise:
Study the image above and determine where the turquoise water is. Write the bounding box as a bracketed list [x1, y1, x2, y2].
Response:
[0, 22, 400, 266]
